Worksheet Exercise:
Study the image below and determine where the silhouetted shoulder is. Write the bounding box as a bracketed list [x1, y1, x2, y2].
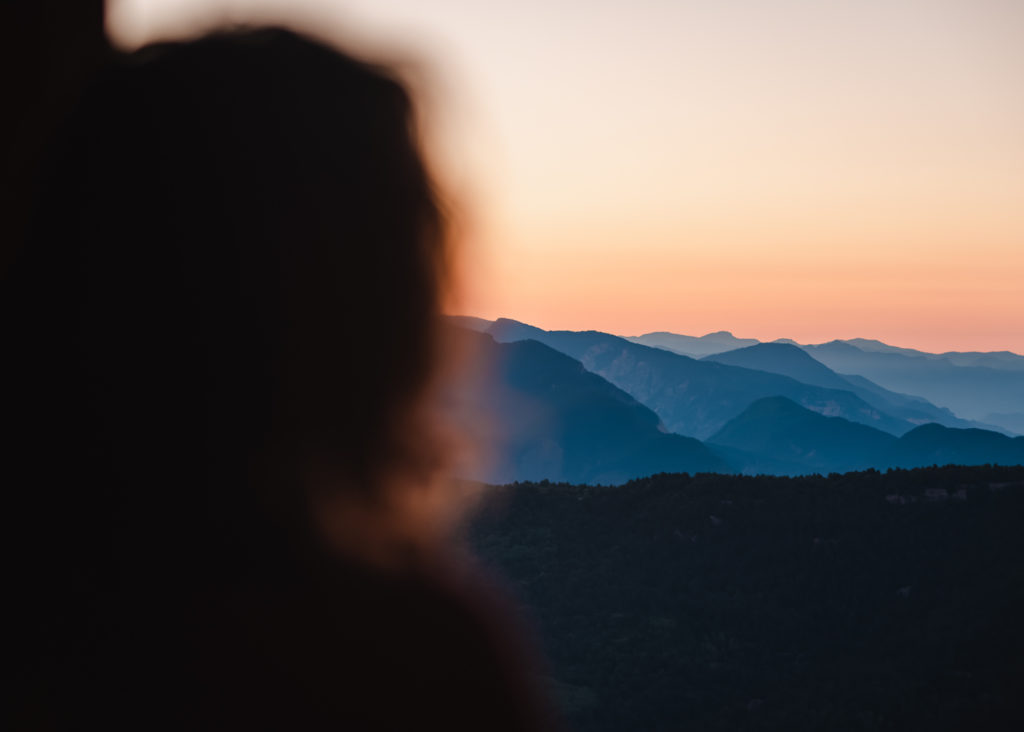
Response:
[183, 560, 556, 730]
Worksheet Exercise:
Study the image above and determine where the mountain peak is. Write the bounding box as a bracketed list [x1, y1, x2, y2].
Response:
[709, 395, 897, 475]
[444, 314, 493, 332]
[487, 318, 548, 343]
[703, 341, 850, 387]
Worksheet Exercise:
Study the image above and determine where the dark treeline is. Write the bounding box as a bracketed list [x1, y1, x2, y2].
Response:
[469, 465, 1024, 731]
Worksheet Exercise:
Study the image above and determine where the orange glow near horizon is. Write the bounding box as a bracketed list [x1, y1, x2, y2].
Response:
[111, 0, 1024, 354]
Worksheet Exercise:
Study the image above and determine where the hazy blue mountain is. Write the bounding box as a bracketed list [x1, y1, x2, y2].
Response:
[881, 423, 1024, 470]
[983, 412, 1024, 435]
[488, 318, 549, 341]
[626, 328, 1023, 377]
[845, 338, 1024, 371]
[704, 343, 855, 391]
[708, 396, 897, 475]
[939, 352, 1024, 371]
[623, 329, 1023, 431]
[625, 330, 759, 358]
[836, 374, 1011, 433]
[444, 314, 493, 332]
[703, 342, 987, 431]
[458, 330, 730, 484]
[700, 443, 812, 477]
[708, 397, 1024, 475]
[487, 319, 911, 439]
[802, 340, 1024, 428]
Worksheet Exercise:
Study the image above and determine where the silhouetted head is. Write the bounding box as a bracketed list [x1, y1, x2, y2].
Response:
[14, 27, 457, 580]
[7, 26, 562, 732]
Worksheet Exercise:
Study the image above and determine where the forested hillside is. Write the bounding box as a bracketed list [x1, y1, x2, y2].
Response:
[469, 466, 1024, 731]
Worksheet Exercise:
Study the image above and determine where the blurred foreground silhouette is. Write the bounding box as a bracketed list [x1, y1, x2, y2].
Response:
[7, 20, 554, 731]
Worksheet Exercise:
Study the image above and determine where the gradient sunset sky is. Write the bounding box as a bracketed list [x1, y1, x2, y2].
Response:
[110, 0, 1024, 353]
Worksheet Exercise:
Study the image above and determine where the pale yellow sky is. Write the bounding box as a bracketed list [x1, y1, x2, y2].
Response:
[108, 0, 1024, 352]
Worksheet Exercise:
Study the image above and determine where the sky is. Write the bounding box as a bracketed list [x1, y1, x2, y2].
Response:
[108, 0, 1024, 353]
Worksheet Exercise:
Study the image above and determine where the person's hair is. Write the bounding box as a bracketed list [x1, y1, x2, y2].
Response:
[7, 29, 562, 731]
[12, 27, 459, 581]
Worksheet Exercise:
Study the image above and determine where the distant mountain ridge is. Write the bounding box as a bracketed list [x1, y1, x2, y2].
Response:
[708, 396, 897, 475]
[843, 338, 1024, 371]
[487, 318, 912, 439]
[441, 317, 1024, 481]
[884, 422, 1024, 470]
[625, 328, 1024, 366]
[621, 326, 1023, 434]
[709, 396, 1024, 476]
[445, 315, 493, 332]
[705, 343, 865, 391]
[625, 330, 759, 358]
[702, 342, 987, 432]
[801, 341, 1024, 429]
[454, 330, 728, 484]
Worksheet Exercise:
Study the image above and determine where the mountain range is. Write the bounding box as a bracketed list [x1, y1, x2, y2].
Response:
[702, 342, 991, 431]
[453, 330, 727, 484]
[801, 340, 1024, 428]
[709, 396, 1024, 476]
[486, 319, 911, 439]
[628, 329, 1024, 432]
[448, 317, 1024, 482]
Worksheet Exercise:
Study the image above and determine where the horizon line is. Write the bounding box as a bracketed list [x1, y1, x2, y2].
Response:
[445, 313, 1024, 358]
